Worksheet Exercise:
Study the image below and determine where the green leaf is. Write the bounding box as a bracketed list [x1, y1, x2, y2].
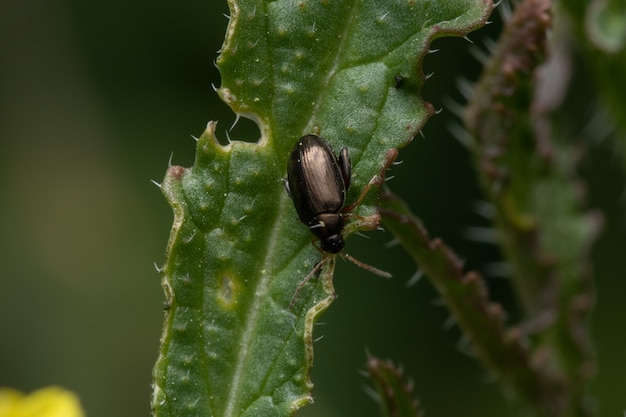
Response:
[151, 1, 493, 416]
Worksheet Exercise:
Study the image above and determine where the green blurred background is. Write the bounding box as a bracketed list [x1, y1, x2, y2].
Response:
[0, 1, 624, 417]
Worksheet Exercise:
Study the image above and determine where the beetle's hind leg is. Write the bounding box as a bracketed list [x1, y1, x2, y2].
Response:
[340, 172, 385, 233]
[342, 173, 384, 214]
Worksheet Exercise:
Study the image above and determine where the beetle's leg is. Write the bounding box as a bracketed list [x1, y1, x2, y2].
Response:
[301, 233, 325, 255]
[341, 210, 382, 236]
[342, 173, 384, 213]
[337, 147, 351, 191]
[343, 146, 399, 213]
[282, 177, 291, 197]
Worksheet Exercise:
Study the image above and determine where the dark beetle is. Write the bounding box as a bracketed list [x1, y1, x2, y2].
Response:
[286, 134, 351, 253]
[285, 134, 391, 309]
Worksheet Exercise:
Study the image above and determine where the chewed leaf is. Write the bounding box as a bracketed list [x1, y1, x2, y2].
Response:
[152, 1, 494, 416]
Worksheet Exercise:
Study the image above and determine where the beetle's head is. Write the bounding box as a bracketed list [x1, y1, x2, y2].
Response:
[321, 234, 345, 254]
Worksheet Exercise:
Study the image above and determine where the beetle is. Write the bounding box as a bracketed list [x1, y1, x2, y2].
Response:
[286, 134, 351, 254]
[284, 134, 391, 307]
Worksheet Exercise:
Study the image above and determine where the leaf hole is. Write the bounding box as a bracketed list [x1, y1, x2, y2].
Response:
[215, 114, 262, 145]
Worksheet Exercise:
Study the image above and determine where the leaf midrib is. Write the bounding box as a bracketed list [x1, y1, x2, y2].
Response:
[304, 0, 359, 134]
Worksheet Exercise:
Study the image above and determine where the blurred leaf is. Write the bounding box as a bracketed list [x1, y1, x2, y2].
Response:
[584, 0, 626, 53]
[380, 191, 559, 415]
[560, 0, 626, 167]
[463, 0, 599, 415]
[366, 356, 424, 417]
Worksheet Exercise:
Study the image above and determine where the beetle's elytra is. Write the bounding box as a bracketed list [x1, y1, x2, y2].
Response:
[286, 134, 351, 253]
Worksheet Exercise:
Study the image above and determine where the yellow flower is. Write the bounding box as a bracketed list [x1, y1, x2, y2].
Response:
[0, 387, 84, 417]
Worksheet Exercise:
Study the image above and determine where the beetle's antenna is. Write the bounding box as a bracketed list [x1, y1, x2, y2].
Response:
[341, 253, 392, 278]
